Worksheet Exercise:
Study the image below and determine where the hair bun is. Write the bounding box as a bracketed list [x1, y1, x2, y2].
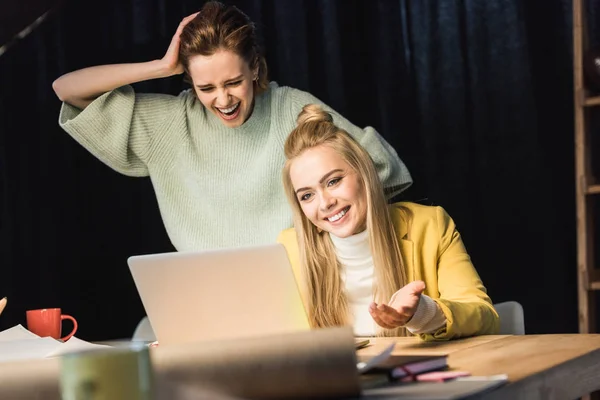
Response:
[296, 104, 333, 126]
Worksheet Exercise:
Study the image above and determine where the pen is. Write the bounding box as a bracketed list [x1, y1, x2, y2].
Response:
[0, 297, 7, 316]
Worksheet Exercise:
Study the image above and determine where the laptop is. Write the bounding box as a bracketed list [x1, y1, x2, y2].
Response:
[127, 243, 311, 346]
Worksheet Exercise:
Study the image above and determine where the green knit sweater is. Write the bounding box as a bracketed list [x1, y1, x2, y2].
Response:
[58, 82, 412, 251]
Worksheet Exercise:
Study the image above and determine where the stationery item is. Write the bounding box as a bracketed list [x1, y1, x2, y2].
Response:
[26, 308, 78, 341]
[410, 370, 471, 382]
[0, 337, 63, 363]
[128, 243, 310, 346]
[357, 343, 396, 373]
[0, 324, 110, 363]
[358, 353, 448, 381]
[60, 346, 154, 400]
[0, 324, 39, 341]
[0, 297, 6, 316]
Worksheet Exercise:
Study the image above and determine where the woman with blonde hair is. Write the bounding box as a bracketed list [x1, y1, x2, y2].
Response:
[51, 1, 411, 251]
[278, 105, 499, 340]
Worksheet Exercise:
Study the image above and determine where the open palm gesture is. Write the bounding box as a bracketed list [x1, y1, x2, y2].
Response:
[369, 281, 426, 329]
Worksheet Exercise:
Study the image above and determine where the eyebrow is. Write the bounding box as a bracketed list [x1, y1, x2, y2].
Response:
[295, 169, 344, 195]
[195, 75, 244, 89]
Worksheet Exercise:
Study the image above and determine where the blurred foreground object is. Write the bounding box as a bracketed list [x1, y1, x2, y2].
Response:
[60, 346, 154, 400]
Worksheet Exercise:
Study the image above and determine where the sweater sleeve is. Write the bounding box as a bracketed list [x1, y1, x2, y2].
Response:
[286, 88, 413, 198]
[419, 207, 500, 341]
[405, 294, 447, 334]
[58, 85, 182, 177]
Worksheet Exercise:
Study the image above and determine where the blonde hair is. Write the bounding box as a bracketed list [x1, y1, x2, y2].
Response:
[179, 1, 269, 94]
[282, 105, 409, 336]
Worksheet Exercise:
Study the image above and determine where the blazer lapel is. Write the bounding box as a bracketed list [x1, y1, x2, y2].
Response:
[398, 237, 415, 281]
[391, 204, 415, 281]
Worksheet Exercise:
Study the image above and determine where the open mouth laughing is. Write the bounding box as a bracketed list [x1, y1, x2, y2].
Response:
[215, 102, 241, 120]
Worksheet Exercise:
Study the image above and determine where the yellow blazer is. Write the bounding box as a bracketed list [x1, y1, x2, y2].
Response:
[277, 202, 500, 341]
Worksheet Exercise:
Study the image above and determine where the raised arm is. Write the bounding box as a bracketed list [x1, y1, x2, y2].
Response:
[52, 12, 198, 109]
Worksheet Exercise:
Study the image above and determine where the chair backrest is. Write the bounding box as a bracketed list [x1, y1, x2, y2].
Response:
[132, 316, 157, 342]
[493, 301, 525, 335]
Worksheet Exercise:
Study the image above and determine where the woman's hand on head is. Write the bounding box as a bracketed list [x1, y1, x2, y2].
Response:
[368, 281, 426, 329]
[160, 12, 200, 76]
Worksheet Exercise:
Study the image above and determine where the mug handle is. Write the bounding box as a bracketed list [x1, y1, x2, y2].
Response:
[60, 314, 78, 341]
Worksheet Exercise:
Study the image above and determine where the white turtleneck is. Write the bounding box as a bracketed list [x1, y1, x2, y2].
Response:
[329, 230, 447, 336]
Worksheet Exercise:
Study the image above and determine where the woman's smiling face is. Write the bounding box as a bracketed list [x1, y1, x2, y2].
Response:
[289, 144, 367, 238]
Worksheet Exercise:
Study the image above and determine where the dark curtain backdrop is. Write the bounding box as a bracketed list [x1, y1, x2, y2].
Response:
[0, 0, 594, 340]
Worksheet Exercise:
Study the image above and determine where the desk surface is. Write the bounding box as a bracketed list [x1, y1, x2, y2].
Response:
[1, 333, 599, 399]
[358, 334, 506, 356]
[359, 334, 600, 399]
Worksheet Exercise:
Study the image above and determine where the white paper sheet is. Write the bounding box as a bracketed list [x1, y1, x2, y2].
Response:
[356, 342, 396, 373]
[0, 337, 62, 362]
[0, 325, 111, 363]
[47, 336, 111, 357]
[0, 324, 40, 341]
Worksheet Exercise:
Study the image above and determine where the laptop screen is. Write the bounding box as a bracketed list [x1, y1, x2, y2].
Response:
[128, 243, 311, 345]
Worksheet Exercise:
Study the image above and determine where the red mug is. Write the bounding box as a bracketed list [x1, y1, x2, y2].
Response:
[26, 308, 78, 341]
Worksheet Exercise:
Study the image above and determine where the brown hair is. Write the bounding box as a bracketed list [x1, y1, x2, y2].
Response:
[179, 1, 269, 94]
[282, 104, 409, 337]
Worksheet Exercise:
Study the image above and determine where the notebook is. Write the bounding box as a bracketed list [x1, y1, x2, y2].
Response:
[127, 243, 311, 346]
[358, 354, 448, 381]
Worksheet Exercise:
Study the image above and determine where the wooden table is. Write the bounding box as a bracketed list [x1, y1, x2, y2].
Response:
[358, 334, 600, 399]
[1, 333, 599, 399]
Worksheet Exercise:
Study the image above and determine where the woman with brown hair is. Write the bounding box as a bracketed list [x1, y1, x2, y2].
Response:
[278, 104, 499, 340]
[52, 1, 412, 251]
